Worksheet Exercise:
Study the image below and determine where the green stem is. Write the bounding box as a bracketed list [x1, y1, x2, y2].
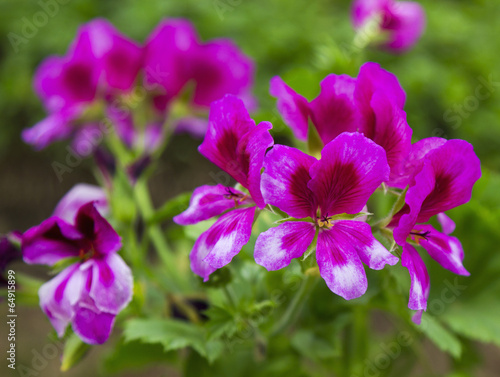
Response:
[270, 275, 317, 336]
[133, 179, 187, 293]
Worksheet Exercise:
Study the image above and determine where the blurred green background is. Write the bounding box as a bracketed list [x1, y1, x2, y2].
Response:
[1, 0, 499, 376]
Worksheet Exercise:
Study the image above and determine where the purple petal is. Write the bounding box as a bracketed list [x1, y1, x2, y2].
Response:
[411, 224, 468, 276]
[309, 74, 361, 145]
[254, 221, 316, 270]
[437, 212, 456, 235]
[261, 145, 317, 219]
[190, 39, 254, 107]
[85, 19, 143, 92]
[174, 184, 247, 225]
[75, 203, 121, 255]
[401, 243, 429, 311]
[368, 92, 412, 186]
[72, 305, 115, 345]
[384, 1, 426, 52]
[189, 231, 218, 282]
[144, 19, 198, 102]
[22, 217, 84, 266]
[53, 184, 108, 223]
[202, 207, 256, 270]
[87, 253, 133, 314]
[235, 121, 274, 208]
[351, 0, 389, 29]
[269, 76, 309, 141]
[106, 103, 136, 148]
[308, 132, 390, 217]
[38, 265, 85, 337]
[316, 228, 367, 300]
[394, 140, 481, 244]
[355, 62, 406, 111]
[332, 220, 399, 269]
[389, 137, 446, 189]
[199, 95, 273, 207]
[22, 112, 75, 150]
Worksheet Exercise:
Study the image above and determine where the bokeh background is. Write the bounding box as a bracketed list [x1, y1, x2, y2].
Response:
[1, 0, 499, 376]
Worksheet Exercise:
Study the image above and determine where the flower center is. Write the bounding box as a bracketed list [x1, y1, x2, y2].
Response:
[317, 214, 334, 229]
[223, 187, 248, 206]
[409, 230, 431, 245]
[79, 247, 96, 262]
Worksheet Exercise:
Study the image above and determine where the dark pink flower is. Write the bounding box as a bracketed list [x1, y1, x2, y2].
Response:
[389, 138, 481, 321]
[173, 95, 273, 281]
[255, 133, 398, 300]
[351, 0, 426, 53]
[270, 62, 411, 187]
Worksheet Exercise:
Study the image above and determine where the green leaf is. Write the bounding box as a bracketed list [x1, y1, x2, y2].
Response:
[291, 330, 339, 361]
[51, 257, 80, 275]
[205, 305, 237, 339]
[442, 296, 500, 348]
[123, 318, 223, 363]
[148, 191, 192, 225]
[417, 314, 462, 358]
[101, 340, 176, 375]
[61, 333, 90, 372]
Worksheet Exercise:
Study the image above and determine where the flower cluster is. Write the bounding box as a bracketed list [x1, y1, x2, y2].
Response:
[176, 62, 480, 321]
[23, 18, 254, 152]
[14, 6, 481, 350]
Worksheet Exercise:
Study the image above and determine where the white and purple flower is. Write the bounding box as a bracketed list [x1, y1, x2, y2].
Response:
[255, 133, 398, 300]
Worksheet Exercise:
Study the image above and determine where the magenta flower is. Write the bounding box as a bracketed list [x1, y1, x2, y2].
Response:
[22, 202, 132, 344]
[389, 138, 481, 322]
[144, 19, 255, 129]
[351, 0, 426, 53]
[173, 95, 273, 281]
[271, 62, 411, 187]
[254, 133, 398, 300]
[53, 183, 108, 223]
[23, 19, 143, 149]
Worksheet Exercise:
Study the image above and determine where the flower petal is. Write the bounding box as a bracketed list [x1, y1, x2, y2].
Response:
[190, 231, 218, 282]
[202, 207, 256, 269]
[88, 253, 133, 314]
[53, 184, 108, 223]
[174, 184, 244, 225]
[38, 264, 85, 337]
[85, 19, 143, 92]
[316, 228, 367, 300]
[332, 220, 399, 269]
[254, 221, 316, 271]
[308, 132, 389, 216]
[199, 95, 256, 186]
[22, 112, 75, 150]
[75, 202, 121, 255]
[190, 39, 254, 107]
[401, 243, 429, 311]
[144, 19, 198, 102]
[72, 306, 115, 345]
[412, 224, 468, 276]
[385, 1, 426, 52]
[437, 212, 456, 235]
[261, 145, 317, 219]
[309, 74, 361, 145]
[368, 92, 412, 186]
[269, 76, 309, 141]
[22, 217, 84, 266]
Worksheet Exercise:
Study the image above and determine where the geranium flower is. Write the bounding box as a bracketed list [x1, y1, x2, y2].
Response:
[144, 19, 255, 136]
[23, 19, 143, 149]
[389, 138, 481, 322]
[22, 201, 132, 344]
[351, 0, 426, 53]
[173, 95, 273, 281]
[270, 62, 411, 186]
[254, 132, 398, 299]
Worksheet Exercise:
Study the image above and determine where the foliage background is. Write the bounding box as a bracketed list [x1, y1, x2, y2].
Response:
[0, 0, 499, 376]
